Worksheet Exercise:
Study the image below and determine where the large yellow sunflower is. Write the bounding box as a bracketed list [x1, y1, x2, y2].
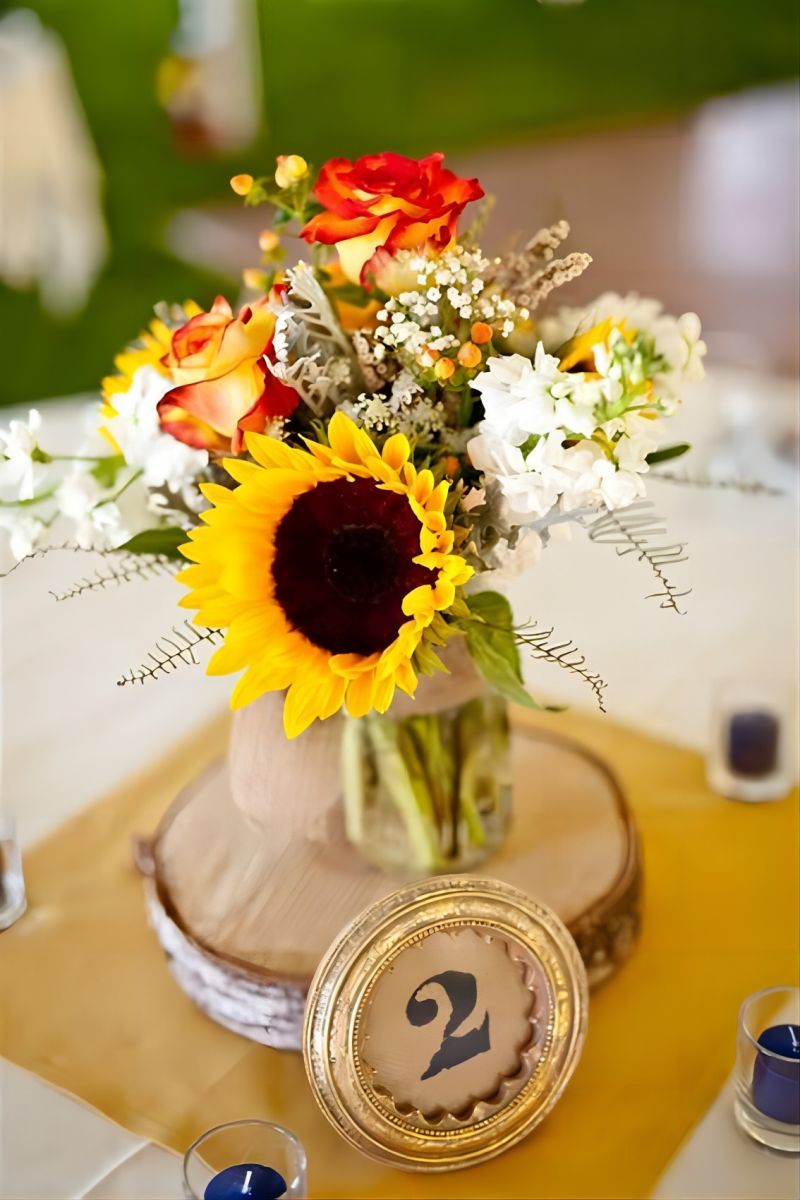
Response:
[177, 413, 473, 737]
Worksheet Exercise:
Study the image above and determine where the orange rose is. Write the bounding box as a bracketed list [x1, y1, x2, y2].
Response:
[157, 295, 299, 453]
[300, 152, 483, 285]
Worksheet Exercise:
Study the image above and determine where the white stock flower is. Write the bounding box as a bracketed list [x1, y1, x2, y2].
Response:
[56, 469, 125, 549]
[472, 346, 609, 446]
[656, 310, 707, 386]
[468, 426, 646, 527]
[608, 413, 663, 473]
[584, 453, 646, 509]
[0, 511, 47, 560]
[0, 409, 44, 501]
[103, 366, 208, 495]
[539, 292, 706, 397]
[531, 435, 646, 511]
[468, 428, 559, 522]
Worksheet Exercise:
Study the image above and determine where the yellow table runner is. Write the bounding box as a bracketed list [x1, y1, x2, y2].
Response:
[1, 710, 798, 1200]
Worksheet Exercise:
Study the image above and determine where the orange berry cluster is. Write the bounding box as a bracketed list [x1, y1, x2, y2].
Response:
[421, 322, 494, 383]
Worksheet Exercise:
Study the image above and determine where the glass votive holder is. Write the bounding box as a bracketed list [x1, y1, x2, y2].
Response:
[183, 1120, 307, 1199]
[707, 680, 793, 802]
[735, 986, 800, 1152]
[0, 815, 27, 931]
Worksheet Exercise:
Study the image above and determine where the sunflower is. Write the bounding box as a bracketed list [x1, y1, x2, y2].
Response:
[177, 412, 473, 737]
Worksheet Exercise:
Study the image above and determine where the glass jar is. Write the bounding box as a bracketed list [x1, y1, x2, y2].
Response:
[341, 680, 512, 879]
[183, 1119, 307, 1199]
[734, 986, 800, 1152]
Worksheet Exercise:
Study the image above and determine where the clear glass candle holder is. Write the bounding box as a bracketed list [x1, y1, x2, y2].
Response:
[0, 814, 27, 931]
[707, 680, 793, 802]
[735, 986, 800, 1152]
[183, 1120, 307, 1199]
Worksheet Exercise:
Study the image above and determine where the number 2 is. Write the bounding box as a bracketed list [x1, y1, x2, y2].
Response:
[405, 970, 491, 1081]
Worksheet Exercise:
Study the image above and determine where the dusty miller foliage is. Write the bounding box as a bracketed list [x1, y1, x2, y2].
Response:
[271, 262, 362, 415]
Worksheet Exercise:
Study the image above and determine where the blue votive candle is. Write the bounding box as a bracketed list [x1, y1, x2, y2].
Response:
[204, 1163, 287, 1200]
[727, 710, 780, 778]
[752, 1024, 800, 1125]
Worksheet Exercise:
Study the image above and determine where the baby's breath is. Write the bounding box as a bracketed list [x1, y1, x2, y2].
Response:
[348, 370, 444, 441]
[374, 247, 520, 367]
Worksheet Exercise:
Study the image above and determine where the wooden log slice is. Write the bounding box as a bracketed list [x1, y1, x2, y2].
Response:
[146, 716, 641, 1050]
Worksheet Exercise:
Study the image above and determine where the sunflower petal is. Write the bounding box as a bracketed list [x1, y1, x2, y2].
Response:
[230, 661, 291, 710]
[245, 432, 314, 472]
[372, 672, 396, 713]
[382, 433, 410, 470]
[327, 411, 378, 465]
[283, 675, 326, 738]
[431, 579, 456, 609]
[222, 457, 265, 485]
[402, 585, 435, 619]
[413, 469, 434, 504]
[395, 658, 418, 696]
[426, 480, 450, 512]
[345, 669, 377, 718]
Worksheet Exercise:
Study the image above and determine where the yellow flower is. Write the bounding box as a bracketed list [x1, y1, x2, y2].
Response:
[230, 173, 254, 196]
[557, 317, 631, 375]
[274, 154, 309, 190]
[177, 413, 473, 737]
[258, 228, 280, 253]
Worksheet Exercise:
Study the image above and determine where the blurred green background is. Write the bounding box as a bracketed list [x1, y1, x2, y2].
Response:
[1, 0, 798, 406]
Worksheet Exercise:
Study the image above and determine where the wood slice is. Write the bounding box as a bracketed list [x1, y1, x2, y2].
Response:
[146, 718, 641, 1050]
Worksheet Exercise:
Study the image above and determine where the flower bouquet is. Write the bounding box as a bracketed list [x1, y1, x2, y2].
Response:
[1, 151, 705, 877]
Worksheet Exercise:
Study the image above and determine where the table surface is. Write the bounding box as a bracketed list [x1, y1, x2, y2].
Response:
[1, 370, 799, 1199]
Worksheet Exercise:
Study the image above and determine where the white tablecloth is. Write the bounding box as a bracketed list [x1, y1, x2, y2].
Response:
[1, 369, 798, 1198]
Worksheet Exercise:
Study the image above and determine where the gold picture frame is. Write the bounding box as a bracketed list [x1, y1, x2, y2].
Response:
[303, 875, 589, 1171]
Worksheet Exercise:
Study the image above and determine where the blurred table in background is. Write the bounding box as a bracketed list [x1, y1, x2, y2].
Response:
[0, 367, 798, 1197]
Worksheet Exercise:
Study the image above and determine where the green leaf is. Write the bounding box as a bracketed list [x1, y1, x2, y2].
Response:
[90, 454, 126, 489]
[326, 282, 374, 307]
[464, 592, 546, 710]
[116, 527, 187, 559]
[414, 641, 448, 676]
[646, 442, 691, 465]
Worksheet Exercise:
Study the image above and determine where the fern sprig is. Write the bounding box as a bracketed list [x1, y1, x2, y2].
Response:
[586, 502, 691, 614]
[50, 554, 181, 602]
[650, 471, 783, 497]
[516, 623, 608, 712]
[116, 620, 223, 687]
[0, 541, 95, 579]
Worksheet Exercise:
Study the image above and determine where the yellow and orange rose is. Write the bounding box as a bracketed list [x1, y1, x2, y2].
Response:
[300, 151, 483, 285]
[157, 295, 299, 454]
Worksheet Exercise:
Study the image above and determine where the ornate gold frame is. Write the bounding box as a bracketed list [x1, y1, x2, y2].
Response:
[302, 875, 588, 1172]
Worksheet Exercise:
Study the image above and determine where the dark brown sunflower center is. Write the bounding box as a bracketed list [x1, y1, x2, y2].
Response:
[271, 476, 436, 656]
[325, 525, 399, 604]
